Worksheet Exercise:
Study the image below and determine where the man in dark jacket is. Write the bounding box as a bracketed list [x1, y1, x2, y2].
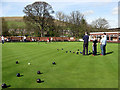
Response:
[83, 32, 89, 55]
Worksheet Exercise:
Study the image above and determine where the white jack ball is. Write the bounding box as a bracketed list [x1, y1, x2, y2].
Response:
[28, 63, 31, 65]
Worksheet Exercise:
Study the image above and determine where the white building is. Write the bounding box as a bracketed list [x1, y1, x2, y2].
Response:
[89, 32, 120, 43]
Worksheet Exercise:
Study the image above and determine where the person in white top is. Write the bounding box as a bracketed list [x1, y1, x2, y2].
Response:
[1, 36, 4, 44]
[103, 32, 107, 41]
[47, 38, 49, 43]
[23, 36, 26, 42]
[32, 38, 34, 42]
[103, 33, 107, 55]
[51, 37, 53, 42]
[100, 35, 107, 55]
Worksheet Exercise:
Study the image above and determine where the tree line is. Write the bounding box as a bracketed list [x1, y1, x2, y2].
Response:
[2, 1, 109, 38]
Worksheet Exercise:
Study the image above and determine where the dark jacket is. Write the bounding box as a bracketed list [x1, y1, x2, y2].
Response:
[83, 35, 89, 44]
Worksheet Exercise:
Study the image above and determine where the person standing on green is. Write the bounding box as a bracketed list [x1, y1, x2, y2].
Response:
[83, 32, 89, 55]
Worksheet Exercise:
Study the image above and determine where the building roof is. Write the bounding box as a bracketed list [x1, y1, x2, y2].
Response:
[90, 32, 120, 34]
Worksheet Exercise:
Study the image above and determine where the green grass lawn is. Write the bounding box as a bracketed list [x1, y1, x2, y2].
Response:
[7, 21, 25, 29]
[2, 42, 118, 88]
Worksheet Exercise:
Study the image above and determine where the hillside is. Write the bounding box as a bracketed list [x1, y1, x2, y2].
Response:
[1, 17, 25, 29]
[2, 17, 66, 29]
[4, 17, 24, 21]
[1, 17, 119, 32]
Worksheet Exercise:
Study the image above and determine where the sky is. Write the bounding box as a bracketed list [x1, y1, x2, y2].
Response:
[0, 0, 119, 28]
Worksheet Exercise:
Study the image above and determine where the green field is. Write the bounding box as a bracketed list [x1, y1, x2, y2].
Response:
[2, 42, 118, 88]
[7, 21, 25, 29]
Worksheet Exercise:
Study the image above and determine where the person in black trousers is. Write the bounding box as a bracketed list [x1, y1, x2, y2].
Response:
[92, 36, 98, 56]
[83, 32, 89, 55]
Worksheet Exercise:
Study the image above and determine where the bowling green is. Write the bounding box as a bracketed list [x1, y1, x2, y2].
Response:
[1, 42, 118, 88]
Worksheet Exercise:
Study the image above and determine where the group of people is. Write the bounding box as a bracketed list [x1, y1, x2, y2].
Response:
[1, 36, 27, 43]
[83, 32, 107, 56]
[47, 37, 53, 43]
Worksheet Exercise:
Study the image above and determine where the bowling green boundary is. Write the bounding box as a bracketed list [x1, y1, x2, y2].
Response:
[2, 42, 118, 88]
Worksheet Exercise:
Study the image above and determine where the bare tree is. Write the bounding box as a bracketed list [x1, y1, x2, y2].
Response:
[91, 18, 109, 29]
[69, 11, 84, 25]
[56, 11, 65, 21]
[23, 1, 54, 37]
[68, 11, 85, 37]
[55, 11, 89, 38]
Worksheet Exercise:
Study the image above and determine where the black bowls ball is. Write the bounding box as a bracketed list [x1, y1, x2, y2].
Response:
[76, 52, 79, 54]
[52, 62, 56, 65]
[16, 61, 18, 64]
[37, 71, 41, 74]
[1, 83, 7, 88]
[37, 79, 41, 83]
[16, 73, 20, 77]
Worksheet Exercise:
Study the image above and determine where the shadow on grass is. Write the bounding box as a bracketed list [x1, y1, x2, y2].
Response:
[89, 51, 114, 56]
[96, 52, 101, 56]
[41, 80, 44, 83]
[37, 80, 44, 83]
[38, 73, 43, 75]
[88, 52, 100, 56]
[88, 52, 92, 55]
[96, 51, 114, 56]
[7, 85, 11, 88]
[40, 72, 43, 74]
[20, 75, 24, 77]
[105, 51, 114, 55]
